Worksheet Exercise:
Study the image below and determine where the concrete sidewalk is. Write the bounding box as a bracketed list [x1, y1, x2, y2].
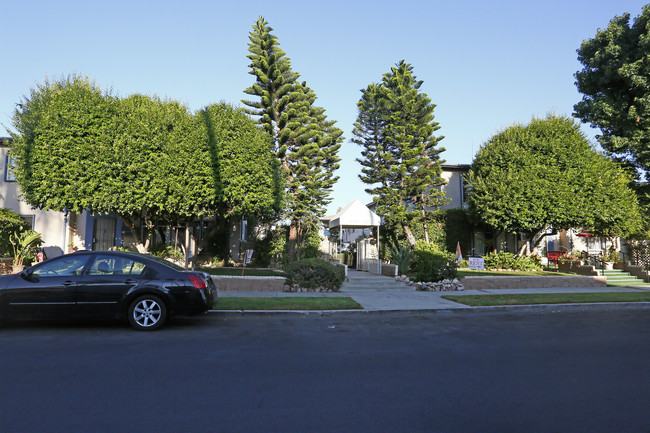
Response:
[212, 269, 650, 313]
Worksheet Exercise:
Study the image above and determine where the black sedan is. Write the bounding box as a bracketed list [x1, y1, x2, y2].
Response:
[0, 251, 216, 330]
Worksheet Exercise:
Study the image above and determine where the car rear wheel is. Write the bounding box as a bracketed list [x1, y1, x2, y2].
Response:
[128, 295, 167, 331]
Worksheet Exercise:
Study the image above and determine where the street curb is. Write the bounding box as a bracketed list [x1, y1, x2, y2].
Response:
[208, 301, 650, 316]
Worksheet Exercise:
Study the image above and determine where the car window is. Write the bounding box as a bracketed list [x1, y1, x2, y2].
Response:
[32, 256, 88, 277]
[89, 255, 147, 276]
[142, 254, 186, 271]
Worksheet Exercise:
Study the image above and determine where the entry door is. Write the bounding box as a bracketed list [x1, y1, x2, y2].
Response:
[93, 218, 116, 251]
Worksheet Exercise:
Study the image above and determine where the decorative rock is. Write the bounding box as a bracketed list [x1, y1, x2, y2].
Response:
[412, 278, 465, 292]
[284, 284, 338, 293]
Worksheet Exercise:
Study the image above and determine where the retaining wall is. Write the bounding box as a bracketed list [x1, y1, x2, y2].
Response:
[382, 264, 398, 277]
[625, 264, 650, 282]
[211, 275, 285, 292]
[462, 275, 606, 290]
[557, 261, 599, 276]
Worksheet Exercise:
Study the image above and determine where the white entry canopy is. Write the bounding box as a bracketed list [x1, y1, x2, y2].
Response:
[327, 200, 382, 274]
[328, 200, 381, 229]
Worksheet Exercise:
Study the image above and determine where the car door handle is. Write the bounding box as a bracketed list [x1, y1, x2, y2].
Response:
[63, 280, 77, 287]
[125, 279, 136, 284]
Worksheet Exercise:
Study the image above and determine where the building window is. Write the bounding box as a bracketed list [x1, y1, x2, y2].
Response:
[20, 215, 35, 230]
[5, 155, 17, 182]
[461, 175, 468, 204]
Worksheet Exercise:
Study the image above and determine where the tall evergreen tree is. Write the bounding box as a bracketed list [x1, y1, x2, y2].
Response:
[353, 61, 446, 248]
[242, 17, 342, 259]
[353, 83, 389, 193]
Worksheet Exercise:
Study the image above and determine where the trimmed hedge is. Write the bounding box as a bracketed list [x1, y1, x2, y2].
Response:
[284, 258, 345, 292]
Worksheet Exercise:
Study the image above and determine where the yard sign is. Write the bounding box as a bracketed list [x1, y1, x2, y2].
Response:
[468, 257, 485, 270]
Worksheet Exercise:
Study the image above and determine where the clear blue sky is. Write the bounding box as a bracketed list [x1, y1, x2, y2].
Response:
[1, 0, 647, 215]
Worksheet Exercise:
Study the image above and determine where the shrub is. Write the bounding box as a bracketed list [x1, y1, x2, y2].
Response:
[411, 241, 458, 282]
[483, 251, 515, 270]
[482, 251, 542, 271]
[0, 209, 29, 257]
[150, 244, 184, 262]
[298, 228, 322, 260]
[389, 243, 414, 276]
[10, 230, 43, 266]
[251, 227, 286, 267]
[284, 258, 345, 291]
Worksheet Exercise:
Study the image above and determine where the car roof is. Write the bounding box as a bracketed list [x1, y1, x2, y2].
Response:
[69, 250, 187, 271]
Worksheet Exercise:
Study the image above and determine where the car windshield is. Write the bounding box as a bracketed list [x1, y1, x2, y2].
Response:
[32, 255, 89, 277]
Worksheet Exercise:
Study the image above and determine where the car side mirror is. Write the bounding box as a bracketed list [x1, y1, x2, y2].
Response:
[19, 270, 30, 279]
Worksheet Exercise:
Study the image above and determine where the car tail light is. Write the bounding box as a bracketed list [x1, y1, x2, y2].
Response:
[188, 275, 207, 289]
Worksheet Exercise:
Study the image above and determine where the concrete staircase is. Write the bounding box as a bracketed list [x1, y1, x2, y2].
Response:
[341, 270, 408, 291]
[600, 269, 650, 287]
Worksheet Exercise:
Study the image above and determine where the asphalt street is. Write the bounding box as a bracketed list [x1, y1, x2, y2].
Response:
[1, 310, 649, 433]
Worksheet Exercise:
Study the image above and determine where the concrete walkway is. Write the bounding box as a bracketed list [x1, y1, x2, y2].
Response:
[214, 269, 650, 313]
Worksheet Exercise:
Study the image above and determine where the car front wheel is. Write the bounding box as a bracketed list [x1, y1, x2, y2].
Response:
[128, 295, 167, 331]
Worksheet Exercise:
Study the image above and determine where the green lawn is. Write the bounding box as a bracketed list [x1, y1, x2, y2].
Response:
[457, 269, 576, 278]
[199, 267, 284, 277]
[214, 297, 362, 310]
[442, 292, 650, 306]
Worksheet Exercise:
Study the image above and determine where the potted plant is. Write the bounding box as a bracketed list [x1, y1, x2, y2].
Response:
[10, 230, 43, 273]
[601, 248, 620, 271]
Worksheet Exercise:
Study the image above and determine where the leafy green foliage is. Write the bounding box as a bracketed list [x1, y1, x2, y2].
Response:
[242, 16, 303, 159]
[441, 208, 474, 257]
[284, 258, 345, 291]
[109, 93, 212, 243]
[10, 230, 43, 266]
[298, 227, 322, 260]
[482, 251, 541, 271]
[197, 103, 282, 218]
[388, 243, 414, 276]
[411, 241, 458, 282]
[0, 209, 28, 257]
[9, 76, 280, 252]
[149, 244, 184, 262]
[353, 61, 447, 247]
[574, 5, 650, 180]
[251, 226, 287, 267]
[466, 115, 642, 250]
[10, 75, 117, 213]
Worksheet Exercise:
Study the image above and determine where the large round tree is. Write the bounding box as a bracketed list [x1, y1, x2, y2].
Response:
[9, 75, 280, 252]
[574, 5, 650, 179]
[466, 115, 642, 254]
